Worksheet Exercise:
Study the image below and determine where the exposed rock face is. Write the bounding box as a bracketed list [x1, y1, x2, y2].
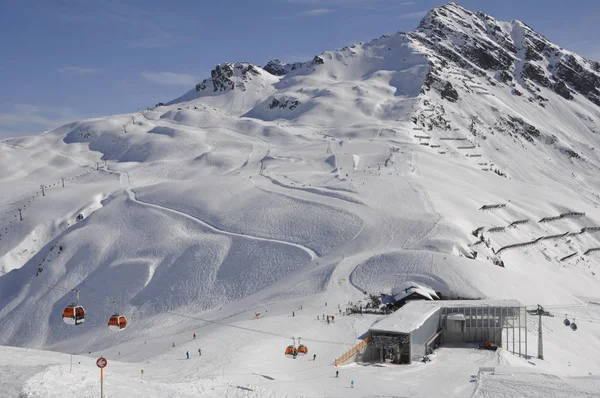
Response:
[196, 62, 260, 92]
[263, 56, 325, 76]
[268, 98, 301, 110]
[410, 2, 600, 106]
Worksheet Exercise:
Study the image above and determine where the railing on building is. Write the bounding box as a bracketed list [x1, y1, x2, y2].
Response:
[334, 337, 370, 367]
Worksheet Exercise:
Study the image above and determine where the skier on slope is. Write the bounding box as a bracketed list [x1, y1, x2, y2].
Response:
[198, 348, 202, 356]
[186, 351, 190, 359]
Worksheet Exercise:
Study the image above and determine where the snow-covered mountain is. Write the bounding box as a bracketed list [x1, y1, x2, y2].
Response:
[2, 2, 600, 396]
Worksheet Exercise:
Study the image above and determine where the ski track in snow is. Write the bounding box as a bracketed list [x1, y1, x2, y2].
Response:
[126, 188, 318, 260]
[4, 3, 600, 397]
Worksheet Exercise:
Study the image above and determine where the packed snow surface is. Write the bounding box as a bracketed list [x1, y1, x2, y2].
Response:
[2, 2, 600, 396]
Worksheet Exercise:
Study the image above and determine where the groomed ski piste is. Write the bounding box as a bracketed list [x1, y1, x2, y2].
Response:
[2, 2, 600, 397]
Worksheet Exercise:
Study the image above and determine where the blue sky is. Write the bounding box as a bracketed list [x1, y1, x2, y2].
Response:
[1, 0, 599, 138]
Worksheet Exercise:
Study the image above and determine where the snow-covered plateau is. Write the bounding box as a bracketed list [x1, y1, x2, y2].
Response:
[2, 2, 600, 397]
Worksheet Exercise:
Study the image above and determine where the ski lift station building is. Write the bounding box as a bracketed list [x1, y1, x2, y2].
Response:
[362, 299, 526, 364]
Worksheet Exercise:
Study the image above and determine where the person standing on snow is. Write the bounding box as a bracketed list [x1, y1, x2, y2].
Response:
[193, 333, 196, 340]
[198, 348, 202, 356]
[351, 380, 354, 388]
[186, 351, 190, 359]
[335, 370, 339, 378]
[313, 354, 316, 361]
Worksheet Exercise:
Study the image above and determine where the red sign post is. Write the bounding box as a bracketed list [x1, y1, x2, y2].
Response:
[96, 357, 107, 398]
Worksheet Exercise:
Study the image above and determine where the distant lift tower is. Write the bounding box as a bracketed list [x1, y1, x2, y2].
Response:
[527, 305, 553, 360]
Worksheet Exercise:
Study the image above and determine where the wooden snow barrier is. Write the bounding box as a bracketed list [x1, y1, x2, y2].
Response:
[539, 232, 569, 241]
[439, 137, 468, 141]
[508, 219, 529, 228]
[457, 145, 476, 149]
[559, 252, 578, 261]
[540, 212, 586, 223]
[414, 135, 431, 139]
[467, 154, 483, 157]
[584, 248, 600, 255]
[539, 215, 562, 223]
[495, 238, 541, 254]
[480, 204, 506, 211]
[334, 337, 370, 367]
[487, 226, 506, 233]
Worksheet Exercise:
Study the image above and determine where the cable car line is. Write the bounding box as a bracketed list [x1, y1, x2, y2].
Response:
[0, 268, 357, 347]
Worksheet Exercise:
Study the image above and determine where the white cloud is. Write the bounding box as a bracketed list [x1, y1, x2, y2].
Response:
[300, 8, 334, 16]
[141, 72, 198, 86]
[58, 66, 100, 74]
[398, 10, 427, 20]
[0, 104, 82, 138]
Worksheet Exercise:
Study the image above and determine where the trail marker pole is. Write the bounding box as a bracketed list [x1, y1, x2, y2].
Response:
[62, 178, 65, 187]
[70, 354, 72, 373]
[40, 185, 45, 196]
[18, 209, 22, 221]
[141, 369, 144, 380]
[96, 357, 107, 398]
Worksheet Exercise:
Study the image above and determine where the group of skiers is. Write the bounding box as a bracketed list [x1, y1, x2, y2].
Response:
[171, 313, 358, 389]
[185, 348, 202, 359]
[174, 333, 203, 359]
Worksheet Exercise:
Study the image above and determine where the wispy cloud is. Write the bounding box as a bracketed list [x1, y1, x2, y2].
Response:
[128, 34, 174, 49]
[285, 0, 377, 3]
[51, 1, 189, 50]
[58, 66, 100, 74]
[0, 104, 82, 138]
[398, 10, 427, 20]
[141, 72, 198, 86]
[300, 8, 334, 16]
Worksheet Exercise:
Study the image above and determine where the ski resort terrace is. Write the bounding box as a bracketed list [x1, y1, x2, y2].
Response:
[357, 299, 525, 365]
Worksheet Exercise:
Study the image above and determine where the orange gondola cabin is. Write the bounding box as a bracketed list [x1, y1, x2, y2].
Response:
[297, 344, 308, 356]
[285, 345, 297, 358]
[108, 314, 128, 331]
[62, 304, 85, 325]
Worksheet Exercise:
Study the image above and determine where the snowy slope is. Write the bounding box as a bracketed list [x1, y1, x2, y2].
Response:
[2, 2, 600, 396]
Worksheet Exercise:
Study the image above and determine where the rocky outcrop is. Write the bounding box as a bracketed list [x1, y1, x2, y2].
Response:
[268, 98, 301, 110]
[411, 2, 600, 108]
[196, 62, 261, 92]
[263, 56, 325, 76]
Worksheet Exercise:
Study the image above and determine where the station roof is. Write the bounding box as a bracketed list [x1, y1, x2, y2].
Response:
[369, 299, 522, 334]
